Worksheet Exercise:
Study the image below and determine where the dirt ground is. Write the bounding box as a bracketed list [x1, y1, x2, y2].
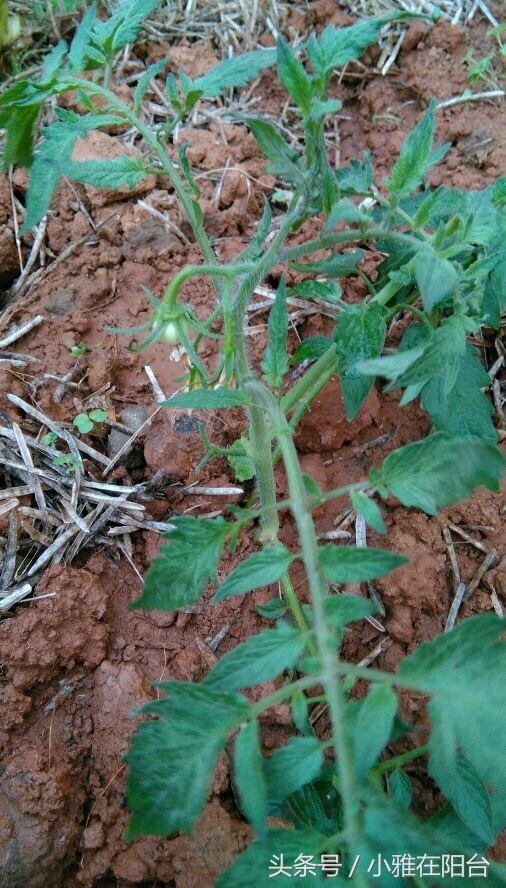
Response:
[0, 3, 505, 886]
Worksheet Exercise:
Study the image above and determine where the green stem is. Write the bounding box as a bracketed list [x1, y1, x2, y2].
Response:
[69, 77, 222, 293]
[280, 574, 317, 655]
[373, 744, 429, 777]
[280, 228, 424, 263]
[281, 344, 337, 415]
[248, 403, 279, 547]
[246, 378, 365, 881]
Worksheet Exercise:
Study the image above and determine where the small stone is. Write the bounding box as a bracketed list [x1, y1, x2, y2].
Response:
[82, 822, 104, 850]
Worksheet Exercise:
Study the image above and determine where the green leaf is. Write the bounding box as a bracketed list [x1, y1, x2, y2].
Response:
[291, 279, 343, 303]
[262, 279, 289, 389]
[334, 302, 386, 419]
[385, 101, 448, 199]
[234, 720, 267, 836]
[68, 2, 97, 71]
[256, 598, 287, 620]
[353, 685, 397, 780]
[309, 14, 419, 76]
[1, 104, 40, 169]
[241, 117, 300, 182]
[324, 593, 378, 628]
[319, 545, 407, 583]
[399, 614, 506, 835]
[193, 49, 276, 98]
[325, 198, 369, 228]
[87, 408, 107, 422]
[414, 246, 459, 311]
[276, 38, 313, 113]
[226, 438, 256, 482]
[291, 689, 314, 736]
[291, 249, 364, 277]
[161, 387, 251, 409]
[387, 769, 412, 809]
[134, 59, 167, 113]
[132, 515, 229, 611]
[351, 491, 386, 534]
[73, 413, 94, 434]
[213, 546, 294, 602]
[203, 622, 307, 692]
[334, 151, 374, 194]
[290, 336, 333, 366]
[126, 681, 248, 838]
[369, 433, 505, 515]
[95, 0, 161, 58]
[265, 737, 324, 803]
[421, 345, 496, 441]
[216, 829, 328, 888]
[62, 155, 150, 190]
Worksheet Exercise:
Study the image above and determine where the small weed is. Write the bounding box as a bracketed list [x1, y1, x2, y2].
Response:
[70, 341, 89, 358]
[72, 408, 107, 434]
[1, 1, 505, 883]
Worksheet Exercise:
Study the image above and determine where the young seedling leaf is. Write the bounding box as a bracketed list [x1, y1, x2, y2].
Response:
[73, 413, 94, 434]
[193, 49, 277, 98]
[334, 302, 386, 419]
[132, 515, 229, 611]
[351, 491, 386, 534]
[319, 545, 407, 583]
[88, 408, 107, 422]
[161, 388, 251, 409]
[277, 38, 313, 114]
[234, 720, 267, 836]
[203, 622, 307, 692]
[369, 433, 505, 515]
[385, 101, 448, 199]
[213, 546, 294, 602]
[324, 593, 378, 628]
[126, 681, 249, 838]
[262, 279, 289, 389]
[353, 685, 397, 780]
[265, 737, 324, 803]
[414, 245, 459, 312]
[291, 249, 364, 278]
[387, 769, 412, 809]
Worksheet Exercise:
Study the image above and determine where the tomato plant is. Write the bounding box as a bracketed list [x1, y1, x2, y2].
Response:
[2, 2, 505, 885]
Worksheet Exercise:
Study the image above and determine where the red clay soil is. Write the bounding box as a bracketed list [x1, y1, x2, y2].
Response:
[0, 6, 505, 887]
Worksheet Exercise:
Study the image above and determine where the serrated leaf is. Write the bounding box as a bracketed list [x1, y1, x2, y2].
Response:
[193, 49, 276, 98]
[414, 246, 459, 311]
[325, 198, 369, 228]
[132, 515, 229, 611]
[324, 593, 378, 627]
[421, 345, 496, 441]
[277, 38, 313, 113]
[265, 737, 324, 803]
[387, 769, 412, 809]
[309, 13, 419, 76]
[126, 681, 248, 838]
[334, 151, 374, 194]
[203, 622, 307, 692]
[213, 546, 294, 602]
[290, 336, 333, 366]
[369, 433, 505, 515]
[399, 614, 506, 836]
[216, 828, 329, 888]
[226, 438, 256, 482]
[235, 720, 267, 836]
[1, 104, 40, 168]
[291, 279, 343, 303]
[291, 249, 364, 277]
[256, 598, 287, 620]
[62, 155, 150, 190]
[241, 116, 300, 182]
[353, 685, 397, 780]
[319, 545, 407, 583]
[351, 490, 386, 534]
[385, 101, 448, 199]
[334, 302, 386, 419]
[68, 2, 97, 71]
[162, 387, 251, 409]
[133, 58, 167, 113]
[262, 279, 289, 389]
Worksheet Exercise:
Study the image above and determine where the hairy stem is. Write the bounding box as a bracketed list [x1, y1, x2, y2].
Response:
[246, 379, 365, 879]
